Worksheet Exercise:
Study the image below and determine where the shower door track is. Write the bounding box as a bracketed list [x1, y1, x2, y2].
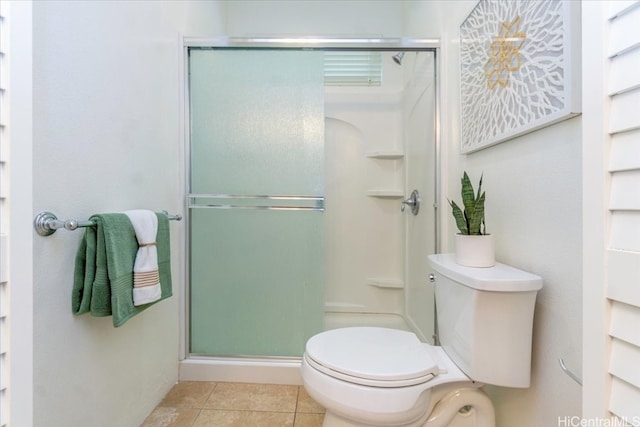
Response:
[180, 36, 442, 384]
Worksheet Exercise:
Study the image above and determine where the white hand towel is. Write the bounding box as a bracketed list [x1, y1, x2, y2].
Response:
[124, 210, 161, 306]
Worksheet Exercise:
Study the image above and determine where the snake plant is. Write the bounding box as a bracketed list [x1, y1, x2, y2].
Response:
[448, 172, 487, 235]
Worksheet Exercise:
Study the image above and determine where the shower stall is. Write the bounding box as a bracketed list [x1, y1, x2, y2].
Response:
[180, 37, 440, 382]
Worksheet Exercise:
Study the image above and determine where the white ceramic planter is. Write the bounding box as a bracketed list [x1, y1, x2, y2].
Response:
[455, 234, 495, 267]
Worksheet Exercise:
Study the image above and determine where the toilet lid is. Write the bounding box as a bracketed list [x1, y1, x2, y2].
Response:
[305, 327, 438, 387]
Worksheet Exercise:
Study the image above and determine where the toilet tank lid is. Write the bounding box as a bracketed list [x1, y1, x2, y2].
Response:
[428, 254, 543, 292]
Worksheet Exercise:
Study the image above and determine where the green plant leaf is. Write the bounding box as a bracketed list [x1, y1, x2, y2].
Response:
[461, 172, 476, 221]
[449, 171, 487, 235]
[468, 191, 485, 234]
[448, 199, 468, 235]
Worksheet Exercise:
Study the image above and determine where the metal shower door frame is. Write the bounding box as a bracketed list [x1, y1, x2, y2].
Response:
[179, 36, 442, 362]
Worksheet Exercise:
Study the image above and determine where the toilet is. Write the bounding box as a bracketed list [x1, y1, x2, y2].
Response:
[301, 253, 543, 427]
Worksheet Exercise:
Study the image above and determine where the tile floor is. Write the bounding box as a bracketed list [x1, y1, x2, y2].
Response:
[141, 381, 325, 427]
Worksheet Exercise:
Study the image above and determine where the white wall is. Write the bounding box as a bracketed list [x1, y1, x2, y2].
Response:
[6, 2, 35, 425]
[581, 1, 609, 420]
[225, 0, 404, 36]
[405, 1, 582, 426]
[31, 1, 223, 426]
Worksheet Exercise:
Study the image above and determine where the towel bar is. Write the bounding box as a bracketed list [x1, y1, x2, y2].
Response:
[33, 210, 182, 236]
[188, 193, 325, 211]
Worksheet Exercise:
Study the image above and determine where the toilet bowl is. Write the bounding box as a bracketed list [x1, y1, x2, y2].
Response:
[301, 254, 543, 427]
[301, 327, 494, 427]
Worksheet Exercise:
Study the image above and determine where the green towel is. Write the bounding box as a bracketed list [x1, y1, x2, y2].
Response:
[72, 213, 172, 327]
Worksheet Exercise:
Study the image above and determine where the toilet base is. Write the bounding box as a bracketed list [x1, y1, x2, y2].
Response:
[320, 387, 495, 427]
[321, 411, 478, 427]
[424, 388, 495, 427]
[322, 410, 427, 427]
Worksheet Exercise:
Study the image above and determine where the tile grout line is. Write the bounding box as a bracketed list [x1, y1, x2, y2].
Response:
[187, 408, 201, 427]
[206, 381, 218, 406]
[188, 381, 216, 426]
[292, 385, 301, 425]
[187, 381, 217, 427]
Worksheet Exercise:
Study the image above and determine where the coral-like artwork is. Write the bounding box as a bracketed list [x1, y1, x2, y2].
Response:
[460, 0, 580, 153]
[483, 16, 526, 90]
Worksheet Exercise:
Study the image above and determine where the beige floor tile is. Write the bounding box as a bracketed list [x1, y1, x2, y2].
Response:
[204, 382, 298, 412]
[140, 406, 201, 427]
[193, 409, 294, 427]
[294, 412, 325, 427]
[160, 381, 217, 408]
[295, 387, 325, 414]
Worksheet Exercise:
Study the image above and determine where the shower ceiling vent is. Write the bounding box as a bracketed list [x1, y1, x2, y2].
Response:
[324, 51, 382, 86]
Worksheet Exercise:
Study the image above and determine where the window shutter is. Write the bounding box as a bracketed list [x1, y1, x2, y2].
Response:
[605, 1, 640, 423]
[324, 51, 382, 86]
[0, 4, 8, 425]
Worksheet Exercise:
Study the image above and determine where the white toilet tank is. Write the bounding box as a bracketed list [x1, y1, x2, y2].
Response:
[428, 254, 543, 388]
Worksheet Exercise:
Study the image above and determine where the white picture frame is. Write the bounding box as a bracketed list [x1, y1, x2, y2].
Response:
[459, 0, 581, 153]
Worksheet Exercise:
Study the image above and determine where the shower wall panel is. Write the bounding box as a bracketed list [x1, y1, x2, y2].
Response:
[323, 90, 405, 316]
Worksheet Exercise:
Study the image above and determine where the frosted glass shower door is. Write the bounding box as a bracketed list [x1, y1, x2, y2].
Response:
[188, 49, 325, 357]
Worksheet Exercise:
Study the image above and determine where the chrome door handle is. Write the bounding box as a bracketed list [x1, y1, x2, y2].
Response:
[401, 189, 420, 216]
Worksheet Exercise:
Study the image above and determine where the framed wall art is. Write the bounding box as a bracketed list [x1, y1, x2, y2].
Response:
[459, 0, 581, 153]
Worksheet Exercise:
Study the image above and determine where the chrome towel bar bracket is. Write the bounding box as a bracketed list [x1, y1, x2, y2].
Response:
[559, 358, 582, 386]
[33, 210, 182, 237]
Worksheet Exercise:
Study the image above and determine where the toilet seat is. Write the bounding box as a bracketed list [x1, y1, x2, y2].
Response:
[304, 327, 439, 387]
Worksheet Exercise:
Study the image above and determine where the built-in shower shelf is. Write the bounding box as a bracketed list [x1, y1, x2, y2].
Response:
[366, 278, 404, 289]
[366, 189, 404, 198]
[365, 150, 404, 160]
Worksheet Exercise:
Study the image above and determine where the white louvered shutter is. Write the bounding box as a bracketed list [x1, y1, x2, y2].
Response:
[0, 2, 8, 425]
[606, 1, 640, 423]
[324, 51, 382, 86]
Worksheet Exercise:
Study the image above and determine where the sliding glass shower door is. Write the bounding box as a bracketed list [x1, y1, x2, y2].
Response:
[188, 49, 325, 357]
